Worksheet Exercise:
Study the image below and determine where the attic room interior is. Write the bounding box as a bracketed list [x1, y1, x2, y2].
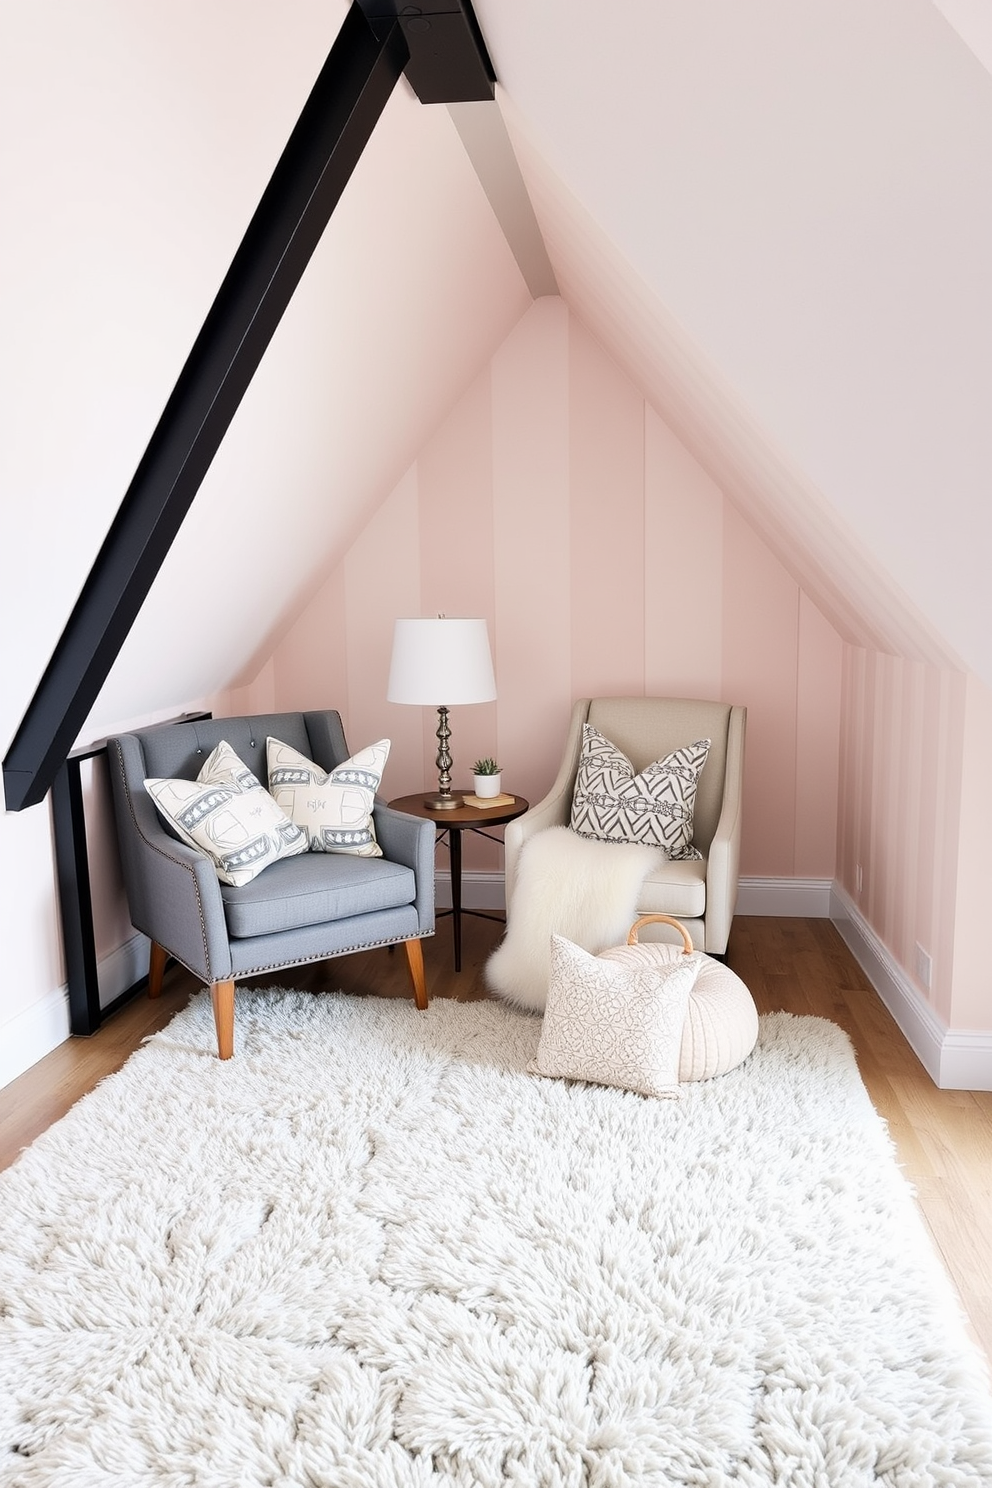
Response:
[1, 0, 991, 1477]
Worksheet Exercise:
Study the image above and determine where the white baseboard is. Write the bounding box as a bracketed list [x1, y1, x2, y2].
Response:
[0, 985, 71, 1091]
[440, 872, 835, 919]
[830, 884, 992, 1091]
[98, 932, 150, 1011]
[0, 932, 150, 1091]
[736, 877, 832, 917]
[435, 872, 506, 912]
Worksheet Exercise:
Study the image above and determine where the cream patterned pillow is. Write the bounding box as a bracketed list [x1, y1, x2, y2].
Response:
[145, 740, 308, 887]
[570, 724, 710, 859]
[267, 736, 389, 857]
[529, 935, 700, 1098]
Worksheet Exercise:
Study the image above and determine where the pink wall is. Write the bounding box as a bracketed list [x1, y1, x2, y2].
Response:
[837, 651, 992, 1031]
[270, 298, 842, 881]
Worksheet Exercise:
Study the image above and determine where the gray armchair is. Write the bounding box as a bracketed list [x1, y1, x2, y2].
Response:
[107, 711, 435, 1059]
[504, 697, 746, 955]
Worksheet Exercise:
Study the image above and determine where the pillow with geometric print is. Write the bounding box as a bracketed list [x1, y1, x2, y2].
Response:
[528, 934, 699, 1099]
[145, 740, 308, 886]
[570, 724, 709, 860]
[266, 736, 389, 857]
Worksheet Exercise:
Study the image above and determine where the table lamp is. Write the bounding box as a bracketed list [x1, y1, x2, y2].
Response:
[387, 617, 496, 809]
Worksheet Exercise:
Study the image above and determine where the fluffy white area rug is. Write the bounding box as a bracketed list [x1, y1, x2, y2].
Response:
[485, 825, 663, 1010]
[2, 992, 991, 1487]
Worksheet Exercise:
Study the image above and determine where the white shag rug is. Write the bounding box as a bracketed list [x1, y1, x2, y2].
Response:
[2, 992, 991, 1488]
[486, 826, 663, 1010]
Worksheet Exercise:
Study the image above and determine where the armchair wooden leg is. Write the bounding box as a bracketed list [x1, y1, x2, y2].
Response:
[148, 941, 167, 1000]
[402, 938, 429, 1011]
[210, 979, 236, 1060]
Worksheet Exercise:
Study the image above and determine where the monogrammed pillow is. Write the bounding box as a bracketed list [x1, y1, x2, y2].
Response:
[529, 934, 700, 1098]
[570, 725, 710, 859]
[145, 740, 308, 886]
[267, 736, 389, 857]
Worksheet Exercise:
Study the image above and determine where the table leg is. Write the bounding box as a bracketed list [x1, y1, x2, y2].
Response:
[449, 826, 463, 972]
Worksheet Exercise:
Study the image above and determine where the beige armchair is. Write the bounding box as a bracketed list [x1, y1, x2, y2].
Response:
[503, 697, 746, 955]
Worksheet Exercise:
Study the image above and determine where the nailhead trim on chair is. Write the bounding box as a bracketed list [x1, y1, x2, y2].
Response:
[233, 929, 436, 981]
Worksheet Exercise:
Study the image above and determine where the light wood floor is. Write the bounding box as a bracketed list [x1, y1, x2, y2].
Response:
[2, 913, 990, 1364]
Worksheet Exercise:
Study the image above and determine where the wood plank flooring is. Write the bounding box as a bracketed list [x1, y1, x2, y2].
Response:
[2, 913, 990, 1364]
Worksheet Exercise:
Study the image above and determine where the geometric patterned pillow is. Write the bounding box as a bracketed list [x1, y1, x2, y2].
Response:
[266, 736, 389, 857]
[569, 724, 710, 859]
[144, 740, 308, 887]
[528, 934, 700, 1098]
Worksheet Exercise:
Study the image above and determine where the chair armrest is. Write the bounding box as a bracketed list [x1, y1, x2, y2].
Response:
[108, 738, 232, 983]
[702, 705, 746, 954]
[373, 802, 436, 934]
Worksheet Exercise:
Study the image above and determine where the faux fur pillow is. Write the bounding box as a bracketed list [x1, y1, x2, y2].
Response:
[485, 826, 663, 1012]
[570, 725, 709, 859]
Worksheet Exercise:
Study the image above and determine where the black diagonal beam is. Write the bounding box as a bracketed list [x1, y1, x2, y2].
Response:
[2, 5, 409, 811]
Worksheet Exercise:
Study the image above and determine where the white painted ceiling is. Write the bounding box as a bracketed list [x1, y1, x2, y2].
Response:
[476, 0, 992, 684]
[6, 0, 990, 761]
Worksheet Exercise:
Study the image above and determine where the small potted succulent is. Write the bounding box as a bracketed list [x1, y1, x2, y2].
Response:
[472, 757, 502, 798]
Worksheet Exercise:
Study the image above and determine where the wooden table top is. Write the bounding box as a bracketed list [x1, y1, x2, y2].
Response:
[388, 793, 529, 827]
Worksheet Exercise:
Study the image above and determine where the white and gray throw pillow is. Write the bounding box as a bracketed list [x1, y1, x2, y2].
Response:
[267, 737, 389, 857]
[145, 740, 308, 886]
[529, 934, 699, 1098]
[570, 724, 709, 859]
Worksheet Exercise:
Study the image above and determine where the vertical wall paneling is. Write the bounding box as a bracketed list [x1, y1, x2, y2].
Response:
[643, 409, 723, 700]
[419, 370, 498, 868]
[794, 593, 842, 877]
[721, 503, 800, 876]
[491, 299, 572, 810]
[950, 672, 992, 1029]
[567, 316, 645, 699]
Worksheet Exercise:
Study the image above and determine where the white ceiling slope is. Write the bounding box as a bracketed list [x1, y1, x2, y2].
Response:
[81, 8, 531, 736]
[477, 0, 992, 684]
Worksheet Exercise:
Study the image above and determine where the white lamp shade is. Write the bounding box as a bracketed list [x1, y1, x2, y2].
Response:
[387, 618, 496, 705]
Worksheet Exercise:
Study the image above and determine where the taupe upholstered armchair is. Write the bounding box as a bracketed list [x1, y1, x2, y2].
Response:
[503, 697, 746, 955]
[108, 711, 435, 1059]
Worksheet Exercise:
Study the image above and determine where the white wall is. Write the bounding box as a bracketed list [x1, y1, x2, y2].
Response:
[0, 1, 530, 1082]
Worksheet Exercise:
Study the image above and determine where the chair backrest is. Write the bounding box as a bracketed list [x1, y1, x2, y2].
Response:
[584, 697, 736, 852]
[128, 711, 350, 787]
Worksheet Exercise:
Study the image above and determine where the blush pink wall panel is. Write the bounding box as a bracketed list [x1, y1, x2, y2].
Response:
[951, 673, 992, 1028]
[568, 315, 645, 698]
[417, 370, 497, 803]
[491, 299, 573, 810]
[643, 409, 723, 701]
[721, 503, 800, 876]
[270, 572, 349, 714]
[346, 469, 423, 796]
[794, 593, 842, 877]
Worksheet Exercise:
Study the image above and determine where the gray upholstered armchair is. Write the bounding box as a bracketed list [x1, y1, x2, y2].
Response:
[503, 697, 746, 955]
[107, 711, 435, 1059]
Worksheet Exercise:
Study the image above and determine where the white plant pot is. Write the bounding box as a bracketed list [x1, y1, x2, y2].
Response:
[473, 773, 501, 798]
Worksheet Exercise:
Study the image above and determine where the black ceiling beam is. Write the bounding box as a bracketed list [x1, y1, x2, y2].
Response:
[3, 1, 495, 812]
[358, 2, 495, 103]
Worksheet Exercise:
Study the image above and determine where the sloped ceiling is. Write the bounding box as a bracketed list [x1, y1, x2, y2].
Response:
[475, 0, 992, 685]
[1, 1, 531, 753]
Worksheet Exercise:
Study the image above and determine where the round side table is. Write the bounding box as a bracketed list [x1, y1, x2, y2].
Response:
[388, 793, 529, 971]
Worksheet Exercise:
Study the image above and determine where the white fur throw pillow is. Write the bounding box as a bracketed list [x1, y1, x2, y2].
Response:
[485, 826, 663, 1012]
[529, 935, 699, 1098]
